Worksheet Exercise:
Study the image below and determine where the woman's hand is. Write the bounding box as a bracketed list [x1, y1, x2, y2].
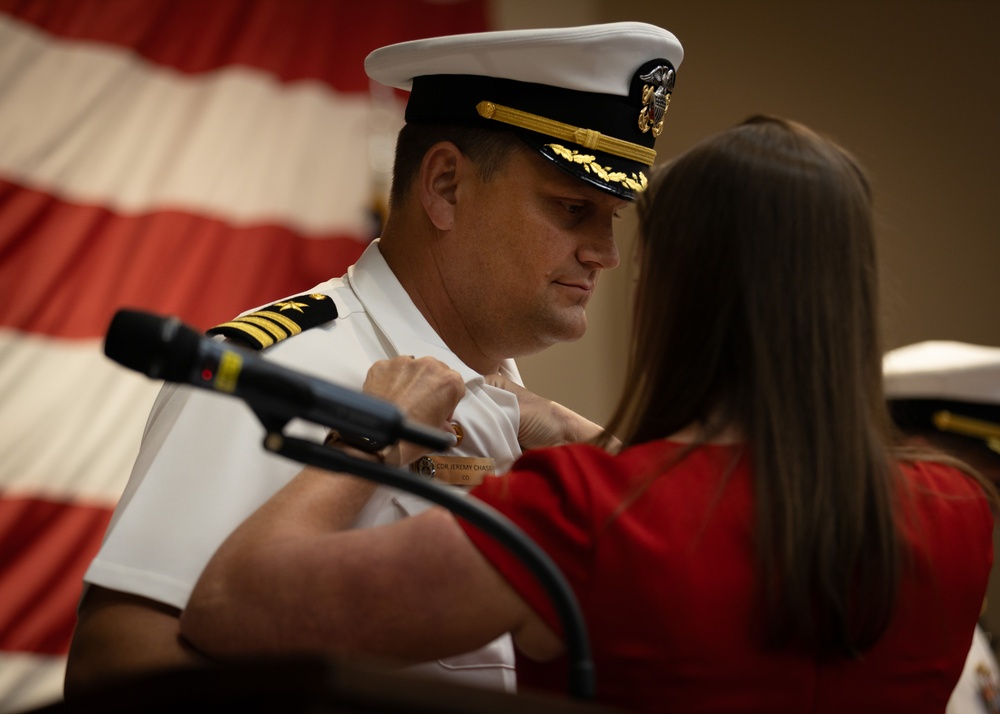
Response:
[483, 373, 607, 449]
[360, 356, 466, 466]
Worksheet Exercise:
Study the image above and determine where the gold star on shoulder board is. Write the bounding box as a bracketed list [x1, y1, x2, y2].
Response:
[275, 301, 308, 313]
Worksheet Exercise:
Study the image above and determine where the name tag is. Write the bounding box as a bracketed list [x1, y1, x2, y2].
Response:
[411, 455, 495, 486]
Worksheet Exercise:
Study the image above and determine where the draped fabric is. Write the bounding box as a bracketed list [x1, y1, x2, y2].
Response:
[0, 1, 488, 709]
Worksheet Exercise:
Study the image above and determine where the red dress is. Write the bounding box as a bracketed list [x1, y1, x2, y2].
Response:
[463, 440, 994, 713]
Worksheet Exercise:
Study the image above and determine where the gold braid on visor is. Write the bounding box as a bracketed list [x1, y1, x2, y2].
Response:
[476, 100, 656, 165]
[933, 410, 1000, 454]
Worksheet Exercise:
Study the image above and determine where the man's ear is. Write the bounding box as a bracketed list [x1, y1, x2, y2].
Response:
[418, 142, 465, 231]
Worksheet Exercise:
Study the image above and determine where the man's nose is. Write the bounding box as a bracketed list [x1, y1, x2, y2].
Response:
[578, 222, 621, 270]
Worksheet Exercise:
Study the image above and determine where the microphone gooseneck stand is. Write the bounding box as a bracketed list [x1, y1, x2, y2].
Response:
[259, 426, 596, 701]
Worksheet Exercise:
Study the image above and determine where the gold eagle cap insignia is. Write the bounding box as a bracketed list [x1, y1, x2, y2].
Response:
[637, 64, 675, 138]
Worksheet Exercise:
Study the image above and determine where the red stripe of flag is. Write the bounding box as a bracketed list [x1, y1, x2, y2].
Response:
[0, 0, 488, 89]
[0, 179, 367, 338]
[0, 497, 113, 655]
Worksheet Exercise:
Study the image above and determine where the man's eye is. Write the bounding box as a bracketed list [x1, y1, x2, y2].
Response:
[563, 203, 585, 215]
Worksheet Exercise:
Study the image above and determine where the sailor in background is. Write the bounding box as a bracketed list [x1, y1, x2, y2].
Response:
[884, 340, 1000, 714]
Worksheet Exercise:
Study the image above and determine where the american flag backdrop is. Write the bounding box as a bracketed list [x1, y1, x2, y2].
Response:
[0, 1, 488, 710]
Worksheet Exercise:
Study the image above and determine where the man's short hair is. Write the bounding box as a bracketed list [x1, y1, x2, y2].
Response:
[389, 123, 524, 208]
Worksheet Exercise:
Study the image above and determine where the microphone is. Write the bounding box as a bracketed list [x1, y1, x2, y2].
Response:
[104, 309, 456, 451]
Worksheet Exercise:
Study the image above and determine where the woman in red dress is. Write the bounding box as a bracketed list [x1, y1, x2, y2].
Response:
[181, 116, 997, 713]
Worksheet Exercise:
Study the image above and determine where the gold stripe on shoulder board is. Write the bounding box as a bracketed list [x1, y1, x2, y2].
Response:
[206, 293, 338, 351]
[236, 314, 289, 340]
[210, 321, 275, 349]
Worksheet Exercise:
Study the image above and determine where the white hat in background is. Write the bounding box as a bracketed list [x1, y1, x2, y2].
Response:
[883, 340, 1000, 452]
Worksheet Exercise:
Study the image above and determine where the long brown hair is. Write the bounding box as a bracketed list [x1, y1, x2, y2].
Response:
[603, 116, 897, 655]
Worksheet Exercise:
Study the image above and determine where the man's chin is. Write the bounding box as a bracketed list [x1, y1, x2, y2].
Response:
[546, 313, 589, 345]
[512, 320, 586, 358]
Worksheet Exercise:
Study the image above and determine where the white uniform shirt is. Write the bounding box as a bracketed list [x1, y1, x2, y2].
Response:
[948, 625, 1000, 714]
[84, 241, 522, 690]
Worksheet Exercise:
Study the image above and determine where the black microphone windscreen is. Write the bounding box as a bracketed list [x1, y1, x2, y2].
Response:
[105, 310, 202, 382]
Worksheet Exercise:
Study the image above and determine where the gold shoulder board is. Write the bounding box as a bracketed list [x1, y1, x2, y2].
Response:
[206, 293, 338, 351]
